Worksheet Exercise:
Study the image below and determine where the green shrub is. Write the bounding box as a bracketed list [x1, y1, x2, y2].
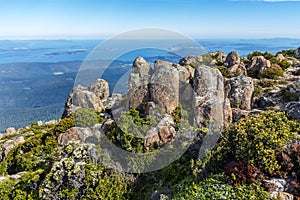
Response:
[0, 170, 45, 199]
[209, 111, 300, 175]
[55, 116, 74, 133]
[258, 64, 284, 79]
[74, 108, 99, 127]
[172, 173, 270, 200]
[39, 143, 133, 200]
[278, 59, 291, 70]
[105, 109, 157, 153]
[279, 49, 296, 57]
[0, 129, 59, 175]
[247, 51, 277, 64]
[216, 66, 232, 78]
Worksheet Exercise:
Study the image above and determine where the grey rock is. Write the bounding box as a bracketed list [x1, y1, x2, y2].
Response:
[0, 176, 6, 182]
[294, 47, 300, 59]
[226, 75, 254, 110]
[88, 79, 109, 101]
[128, 57, 151, 92]
[5, 127, 16, 135]
[224, 98, 232, 129]
[276, 53, 286, 62]
[285, 102, 300, 122]
[179, 56, 203, 67]
[144, 128, 160, 150]
[225, 51, 240, 67]
[232, 108, 263, 122]
[229, 63, 247, 76]
[58, 126, 102, 147]
[209, 51, 226, 62]
[149, 60, 180, 114]
[63, 81, 108, 118]
[248, 56, 271, 74]
[10, 174, 21, 180]
[193, 65, 225, 129]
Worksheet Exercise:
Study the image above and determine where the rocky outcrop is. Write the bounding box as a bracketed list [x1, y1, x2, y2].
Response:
[276, 53, 286, 62]
[209, 51, 226, 62]
[179, 56, 203, 67]
[248, 56, 271, 74]
[5, 127, 16, 135]
[228, 63, 247, 76]
[285, 102, 300, 122]
[224, 51, 240, 67]
[128, 57, 151, 92]
[144, 114, 176, 150]
[294, 47, 300, 59]
[226, 75, 254, 111]
[62, 79, 109, 118]
[88, 79, 109, 101]
[149, 61, 180, 114]
[193, 65, 225, 129]
[129, 58, 186, 114]
[57, 125, 102, 147]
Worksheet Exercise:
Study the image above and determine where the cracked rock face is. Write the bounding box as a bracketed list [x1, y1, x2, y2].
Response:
[226, 75, 254, 111]
[193, 65, 225, 129]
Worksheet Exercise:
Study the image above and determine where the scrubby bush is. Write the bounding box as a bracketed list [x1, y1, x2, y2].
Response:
[55, 116, 75, 133]
[0, 130, 59, 175]
[74, 108, 99, 127]
[39, 143, 133, 200]
[0, 169, 44, 199]
[172, 173, 270, 200]
[247, 51, 277, 64]
[105, 109, 157, 153]
[258, 64, 284, 79]
[279, 49, 296, 57]
[278, 59, 291, 70]
[216, 66, 232, 78]
[209, 111, 300, 175]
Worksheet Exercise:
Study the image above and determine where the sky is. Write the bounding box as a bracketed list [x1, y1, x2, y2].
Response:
[0, 0, 300, 39]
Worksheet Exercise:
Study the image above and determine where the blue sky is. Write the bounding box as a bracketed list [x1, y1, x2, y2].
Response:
[0, 0, 299, 39]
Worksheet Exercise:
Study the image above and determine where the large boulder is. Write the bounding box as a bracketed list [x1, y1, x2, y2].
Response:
[88, 79, 109, 101]
[149, 60, 180, 114]
[128, 57, 151, 92]
[229, 63, 247, 76]
[248, 56, 271, 74]
[62, 79, 109, 118]
[5, 127, 16, 135]
[144, 114, 176, 149]
[128, 57, 151, 111]
[225, 75, 254, 111]
[193, 65, 225, 129]
[285, 102, 300, 122]
[57, 125, 102, 147]
[179, 56, 203, 67]
[225, 51, 240, 67]
[294, 47, 300, 59]
[209, 51, 226, 62]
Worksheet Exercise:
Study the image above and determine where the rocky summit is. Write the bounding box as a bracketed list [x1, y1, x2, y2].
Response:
[0, 47, 300, 200]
